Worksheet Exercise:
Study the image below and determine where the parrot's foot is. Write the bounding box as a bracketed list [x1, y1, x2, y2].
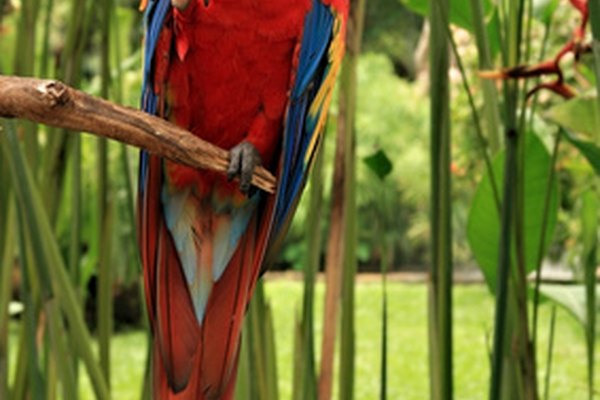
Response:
[227, 142, 262, 195]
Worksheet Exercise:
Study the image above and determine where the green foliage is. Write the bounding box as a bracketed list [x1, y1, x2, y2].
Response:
[400, 0, 501, 56]
[540, 284, 600, 329]
[467, 132, 559, 292]
[2, 121, 109, 399]
[363, 0, 423, 79]
[545, 96, 600, 137]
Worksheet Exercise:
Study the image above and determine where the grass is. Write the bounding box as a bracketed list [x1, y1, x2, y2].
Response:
[7, 279, 599, 399]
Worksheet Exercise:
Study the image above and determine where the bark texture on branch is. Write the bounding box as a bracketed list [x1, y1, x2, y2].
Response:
[0, 75, 276, 193]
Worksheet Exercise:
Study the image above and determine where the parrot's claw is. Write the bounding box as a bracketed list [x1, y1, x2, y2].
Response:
[227, 142, 262, 195]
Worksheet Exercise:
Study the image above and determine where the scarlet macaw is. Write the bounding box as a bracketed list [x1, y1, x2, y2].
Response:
[137, 0, 348, 398]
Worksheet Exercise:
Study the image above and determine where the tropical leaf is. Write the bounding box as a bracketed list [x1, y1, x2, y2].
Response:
[401, 0, 501, 56]
[563, 130, 600, 176]
[467, 132, 559, 292]
[540, 284, 600, 329]
[544, 96, 600, 137]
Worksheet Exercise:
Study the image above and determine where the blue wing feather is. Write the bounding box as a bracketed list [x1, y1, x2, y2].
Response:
[139, 0, 170, 196]
[271, 0, 337, 241]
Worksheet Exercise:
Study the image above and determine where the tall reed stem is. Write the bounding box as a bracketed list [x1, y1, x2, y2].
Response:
[428, 0, 453, 398]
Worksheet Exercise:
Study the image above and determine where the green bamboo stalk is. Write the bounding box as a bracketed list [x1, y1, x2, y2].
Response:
[379, 234, 390, 400]
[531, 129, 562, 344]
[46, 342, 57, 400]
[294, 144, 325, 400]
[140, 342, 153, 400]
[45, 300, 77, 400]
[247, 283, 269, 400]
[444, 22, 500, 212]
[40, 0, 92, 227]
[580, 189, 597, 400]
[97, 0, 114, 386]
[2, 121, 110, 399]
[0, 201, 14, 400]
[319, 106, 345, 400]
[97, 203, 114, 385]
[112, 3, 140, 282]
[488, 0, 542, 397]
[264, 302, 279, 400]
[339, 1, 367, 399]
[15, 209, 45, 400]
[542, 306, 557, 400]
[511, 1, 538, 397]
[488, 126, 517, 400]
[39, 0, 55, 78]
[11, 325, 28, 400]
[68, 136, 82, 285]
[468, 0, 502, 154]
[13, 0, 41, 166]
[589, 0, 600, 113]
[318, 8, 364, 396]
[292, 315, 305, 400]
[235, 326, 252, 400]
[428, 0, 453, 398]
[0, 126, 11, 400]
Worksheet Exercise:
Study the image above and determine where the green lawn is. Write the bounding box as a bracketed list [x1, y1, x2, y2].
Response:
[8, 280, 599, 399]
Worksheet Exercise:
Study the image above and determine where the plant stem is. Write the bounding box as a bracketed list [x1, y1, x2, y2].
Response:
[429, 0, 453, 398]
[296, 139, 325, 400]
[489, 127, 517, 400]
[468, 0, 502, 154]
[444, 22, 500, 212]
[589, 0, 600, 114]
[0, 200, 14, 400]
[97, 0, 113, 387]
[2, 121, 110, 399]
[532, 129, 562, 342]
[543, 306, 557, 400]
[339, 1, 366, 398]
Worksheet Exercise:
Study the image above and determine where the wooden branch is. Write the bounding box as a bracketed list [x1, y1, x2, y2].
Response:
[0, 75, 276, 194]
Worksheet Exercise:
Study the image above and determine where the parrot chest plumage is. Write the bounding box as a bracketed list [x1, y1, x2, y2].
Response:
[161, 0, 311, 193]
[151, 0, 313, 328]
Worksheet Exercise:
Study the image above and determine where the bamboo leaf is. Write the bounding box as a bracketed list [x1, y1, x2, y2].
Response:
[467, 132, 559, 292]
[581, 190, 597, 399]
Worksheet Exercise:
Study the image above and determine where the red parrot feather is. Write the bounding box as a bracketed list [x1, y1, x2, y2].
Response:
[138, 0, 348, 398]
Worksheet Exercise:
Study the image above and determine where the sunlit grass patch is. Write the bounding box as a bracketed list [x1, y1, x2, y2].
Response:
[8, 280, 598, 399]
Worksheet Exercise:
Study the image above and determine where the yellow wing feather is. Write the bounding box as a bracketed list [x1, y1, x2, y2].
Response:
[304, 12, 345, 163]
